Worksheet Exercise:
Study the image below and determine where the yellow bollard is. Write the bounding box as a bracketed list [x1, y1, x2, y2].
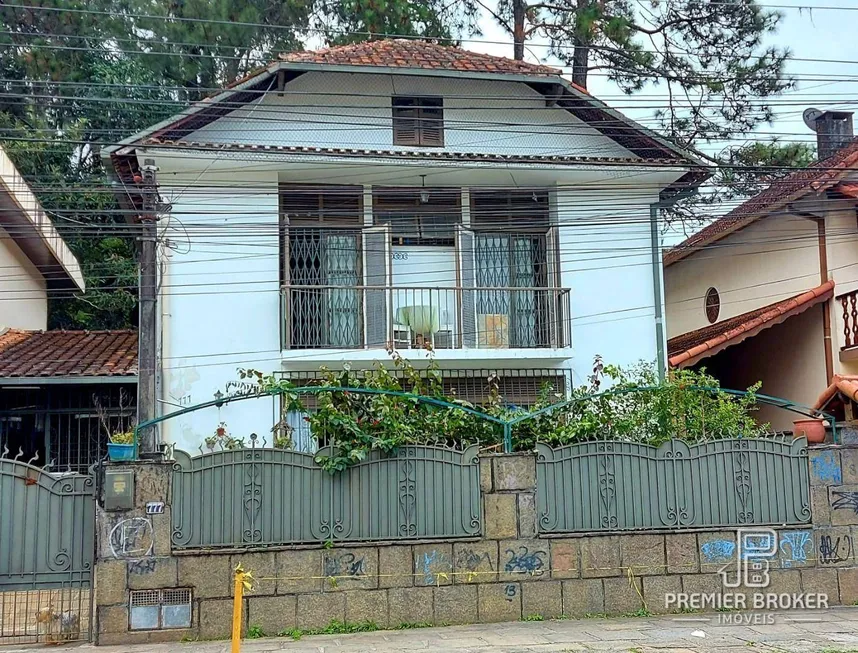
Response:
[231, 565, 247, 653]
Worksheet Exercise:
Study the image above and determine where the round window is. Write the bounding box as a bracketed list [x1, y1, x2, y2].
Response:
[705, 287, 720, 324]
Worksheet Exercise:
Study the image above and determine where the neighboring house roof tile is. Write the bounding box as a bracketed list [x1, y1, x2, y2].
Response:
[814, 374, 858, 410]
[667, 280, 835, 368]
[0, 329, 138, 378]
[277, 39, 567, 80]
[665, 138, 858, 266]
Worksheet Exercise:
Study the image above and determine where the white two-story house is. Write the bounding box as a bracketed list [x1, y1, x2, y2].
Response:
[105, 39, 706, 451]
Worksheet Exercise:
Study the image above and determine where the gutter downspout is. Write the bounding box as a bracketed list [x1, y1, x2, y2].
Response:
[650, 202, 667, 382]
[818, 218, 835, 383]
[795, 208, 834, 384]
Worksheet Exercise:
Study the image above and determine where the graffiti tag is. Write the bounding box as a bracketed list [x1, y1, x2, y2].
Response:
[700, 539, 736, 563]
[324, 553, 366, 578]
[421, 550, 450, 585]
[128, 558, 157, 575]
[832, 491, 858, 515]
[456, 548, 494, 572]
[504, 584, 517, 601]
[819, 535, 854, 565]
[505, 546, 546, 576]
[779, 531, 812, 568]
[109, 518, 153, 559]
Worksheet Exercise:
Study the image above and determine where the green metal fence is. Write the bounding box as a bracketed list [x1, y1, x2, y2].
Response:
[144, 384, 826, 548]
[536, 437, 811, 533]
[0, 451, 95, 643]
[171, 439, 481, 549]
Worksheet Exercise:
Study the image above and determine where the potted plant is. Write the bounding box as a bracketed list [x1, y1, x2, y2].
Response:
[107, 430, 137, 461]
[793, 417, 827, 444]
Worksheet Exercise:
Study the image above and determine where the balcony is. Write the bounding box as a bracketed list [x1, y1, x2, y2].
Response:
[282, 285, 571, 351]
[839, 289, 858, 359]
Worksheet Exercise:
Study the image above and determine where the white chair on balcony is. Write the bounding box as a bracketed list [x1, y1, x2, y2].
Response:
[395, 305, 441, 348]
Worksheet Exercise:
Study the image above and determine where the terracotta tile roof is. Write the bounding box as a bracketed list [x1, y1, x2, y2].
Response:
[0, 329, 138, 378]
[814, 374, 858, 410]
[665, 138, 858, 266]
[667, 280, 835, 368]
[278, 39, 567, 81]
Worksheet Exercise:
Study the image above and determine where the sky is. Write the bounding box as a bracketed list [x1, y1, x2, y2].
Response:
[464, 0, 858, 152]
[454, 0, 858, 242]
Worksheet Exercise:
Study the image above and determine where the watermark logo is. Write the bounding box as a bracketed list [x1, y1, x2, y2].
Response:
[720, 528, 776, 589]
[665, 528, 828, 620]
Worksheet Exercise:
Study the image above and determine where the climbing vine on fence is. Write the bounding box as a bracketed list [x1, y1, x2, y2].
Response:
[236, 352, 770, 472]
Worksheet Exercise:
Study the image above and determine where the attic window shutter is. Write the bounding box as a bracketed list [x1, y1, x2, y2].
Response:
[418, 98, 444, 147]
[392, 96, 444, 147]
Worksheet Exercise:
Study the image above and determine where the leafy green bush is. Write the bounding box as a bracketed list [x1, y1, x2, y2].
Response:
[238, 353, 768, 471]
[510, 357, 769, 449]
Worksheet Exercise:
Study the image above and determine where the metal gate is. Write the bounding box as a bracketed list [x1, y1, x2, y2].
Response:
[0, 450, 95, 644]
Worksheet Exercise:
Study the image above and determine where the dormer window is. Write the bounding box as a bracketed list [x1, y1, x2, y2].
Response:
[392, 96, 444, 147]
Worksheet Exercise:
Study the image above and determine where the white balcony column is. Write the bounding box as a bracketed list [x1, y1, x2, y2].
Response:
[461, 187, 471, 229]
[362, 185, 373, 227]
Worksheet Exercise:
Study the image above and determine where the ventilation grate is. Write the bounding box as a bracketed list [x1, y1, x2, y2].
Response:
[129, 590, 160, 607]
[129, 588, 192, 630]
[162, 589, 191, 606]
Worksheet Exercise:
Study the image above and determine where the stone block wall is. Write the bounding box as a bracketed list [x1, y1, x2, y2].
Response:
[93, 447, 858, 644]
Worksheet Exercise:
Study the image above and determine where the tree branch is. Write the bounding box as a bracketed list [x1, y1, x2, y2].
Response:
[471, 0, 512, 33]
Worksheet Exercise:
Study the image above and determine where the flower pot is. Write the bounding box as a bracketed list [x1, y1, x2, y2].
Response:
[793, 418, 827, 444]
[107, 442, 137, 462]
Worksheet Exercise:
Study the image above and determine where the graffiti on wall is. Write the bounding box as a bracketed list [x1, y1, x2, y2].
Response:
[831, 491, 858, 515]
[504, 546, 546, 576]
[819, 534, 854, 565]
[779, 531, 812, 568]
[109, 518, 154, 559]
[324, 552, 367, 578]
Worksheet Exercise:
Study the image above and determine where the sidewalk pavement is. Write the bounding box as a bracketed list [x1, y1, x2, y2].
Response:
[7, 607, 858, 653]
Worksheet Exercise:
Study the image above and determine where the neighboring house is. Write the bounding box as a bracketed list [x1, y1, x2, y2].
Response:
[664, 110, 858, 430]
[104, 39, 706, 452]
[0, 146, 137, 470]
[0, 146, 84, 330]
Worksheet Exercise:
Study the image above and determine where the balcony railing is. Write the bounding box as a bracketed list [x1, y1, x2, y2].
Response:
[839, 289, 858, 350]
[282, 285, 571, 350]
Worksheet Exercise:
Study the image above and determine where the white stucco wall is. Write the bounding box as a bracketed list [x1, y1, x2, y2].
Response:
[700, 306, 826, 430]
[0, 225, 47, 330]
[665, 214, 821, 338]
[823, 203, 858, 374]
[158, 171, 282, 452]
[188, 72, 638, 159]
[557, 188, 663, 385]
[155, 171, 674, 450]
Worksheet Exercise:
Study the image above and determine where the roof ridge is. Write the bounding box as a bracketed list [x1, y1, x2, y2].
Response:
[277, 38, 563, 76]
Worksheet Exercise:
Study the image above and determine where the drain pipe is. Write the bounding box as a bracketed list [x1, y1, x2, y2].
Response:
[650, 201, 667, 382]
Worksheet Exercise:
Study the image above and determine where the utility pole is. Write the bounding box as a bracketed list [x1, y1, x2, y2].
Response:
[137, 159, 159, 456]
[513, 0, 526, 60]
[649, 202, 667, 382]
